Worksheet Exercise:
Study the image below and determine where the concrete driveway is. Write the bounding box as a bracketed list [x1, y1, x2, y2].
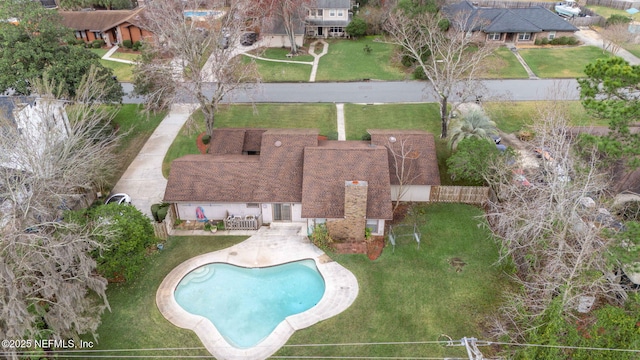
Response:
[112, 104, 196, 218]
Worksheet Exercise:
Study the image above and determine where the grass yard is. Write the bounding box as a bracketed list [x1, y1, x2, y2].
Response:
[258, 47, 315, 62]
[315, 37, 407, 81]
[111, 49, 140, 62]
[518, 46, 610, 78]
[87, 236, 246, 358]
[484, 101, 609, 133]
[481, 46, 529, 79]
[162, 104, 337, 177]
[344, 103, 441, 140]
[109, 105, 166, 189]
[623, 43, 640, 58]
[245, 55, 312, 82]
[586, 5, 633, 19]
[89, 48, 136, 81]
[91, 204, 507, 359]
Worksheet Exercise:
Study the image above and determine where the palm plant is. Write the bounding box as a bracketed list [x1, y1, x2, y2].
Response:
[448, 110, 498, 150]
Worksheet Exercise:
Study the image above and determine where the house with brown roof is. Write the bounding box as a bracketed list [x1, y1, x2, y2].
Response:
[59, 8, 151, 47]
[163, 128, 440, 245]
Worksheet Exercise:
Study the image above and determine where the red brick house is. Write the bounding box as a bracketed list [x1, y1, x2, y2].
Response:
[163, 128, 440, 245]
[59, 8, 152, 47]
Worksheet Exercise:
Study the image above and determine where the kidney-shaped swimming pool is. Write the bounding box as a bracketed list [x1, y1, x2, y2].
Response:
[174, 259, 325, 349]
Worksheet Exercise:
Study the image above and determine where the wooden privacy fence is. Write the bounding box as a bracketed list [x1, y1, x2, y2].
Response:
[429, 186, 490, 204]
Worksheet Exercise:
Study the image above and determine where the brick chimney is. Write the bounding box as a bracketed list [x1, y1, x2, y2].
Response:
[327, 180, 368, 242]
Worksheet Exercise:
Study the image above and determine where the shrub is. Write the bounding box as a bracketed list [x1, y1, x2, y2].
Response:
[151, 203, 161, 222]
[122, 39, 133, 49]
[413, 66, 427, 80]
[606, 14, 631, 27]
[132, 41, 142, 51]
[201, 134, 211, 145]
[401, 54, 414, 68]
[361, 133, 372, 141]
[67, 204, 156, 282]
[310, 224, 333, 251]
[327, 131, 339, 140]
[92, 39, 105, 48]
[345, 17, 367, 38]
[156, 206, 168, 222]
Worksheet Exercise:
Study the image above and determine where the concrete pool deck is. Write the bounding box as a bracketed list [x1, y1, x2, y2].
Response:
[156, 223, 359, 360]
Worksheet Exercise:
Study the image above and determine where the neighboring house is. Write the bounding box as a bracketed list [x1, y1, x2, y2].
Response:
[59, 8, 151, 47]
[163, 128, 440, 246]
[444, 1, 578, 44]
[0, 96, 70, 172]
[260, 16, 306, 49]
[306, 0, 351, 38]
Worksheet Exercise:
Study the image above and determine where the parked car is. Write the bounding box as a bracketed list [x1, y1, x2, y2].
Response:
[240, 32, 257, 46]
[105, 193, 131, 205]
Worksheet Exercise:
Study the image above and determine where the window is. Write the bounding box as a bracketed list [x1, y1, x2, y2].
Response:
[338, 10, 343, 17]
[329, 26, 344, 33]
[548, 31, 556, 40]
[366, 219, 378, 234]
[488, 32, 500, 41]
[317, 9, 323, 16]
[246, 203, 259, 208]
[329, 9, 335, 16]
[518, 32, 531, 41]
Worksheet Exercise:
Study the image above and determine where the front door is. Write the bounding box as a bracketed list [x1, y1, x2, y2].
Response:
[317, 27, 323, 36]
[273, 203, 292, 221]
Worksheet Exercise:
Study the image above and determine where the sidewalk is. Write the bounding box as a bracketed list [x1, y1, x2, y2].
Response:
[112, 104, 196, 218]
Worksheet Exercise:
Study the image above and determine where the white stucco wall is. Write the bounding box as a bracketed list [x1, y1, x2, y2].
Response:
[391, 185, 432, 202]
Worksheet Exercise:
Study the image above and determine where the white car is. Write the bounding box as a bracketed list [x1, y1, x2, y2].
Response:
[104, 193, 131, 205]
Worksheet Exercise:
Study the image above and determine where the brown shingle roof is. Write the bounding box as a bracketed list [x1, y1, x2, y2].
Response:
[58, 9, 145, 32]
[301, 142, 393, 220]
[369, 129, 441, 186]
[208, 128, 267, 155]
[164, 129, 318, 204]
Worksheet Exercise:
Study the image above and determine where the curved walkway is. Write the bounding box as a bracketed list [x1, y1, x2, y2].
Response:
[156, 223, 359, 360]
[112, 103, 196, 217]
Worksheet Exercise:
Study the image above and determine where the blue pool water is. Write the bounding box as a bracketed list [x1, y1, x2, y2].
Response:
[183, 10, 223, 18]
[174, 259, 325, 349]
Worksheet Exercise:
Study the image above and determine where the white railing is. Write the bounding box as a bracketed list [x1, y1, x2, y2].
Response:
[224, 214, 262, 230]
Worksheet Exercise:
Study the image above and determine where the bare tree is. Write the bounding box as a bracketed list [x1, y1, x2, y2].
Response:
[135, 0, 259, 138]
[253, 0, 312, 55]
[0, 69, 122, 358]
[600, 23, 636, 55]
[388, 138, 421, 212]
[385, 8, 497, 138]
[483, 102, 627, 341]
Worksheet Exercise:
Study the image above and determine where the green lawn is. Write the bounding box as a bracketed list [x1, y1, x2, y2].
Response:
[87, 236, 246, 358]
[518, 46, 610, 78]
[315, 37, 407, 81]
[89, 48, 135, 81]
[344, 103, 441, 140]
[484, 101, 609, 134]
[586, 5, 633, 19]
[162, 104, 337, 177]
[91, 204, 508, 359]
[258, 47, 315, 62]
[110, 105, 166, 189]
[111, 49, 140, 62]
[481, 46, 529, 79]
[246, 55, 312, 82]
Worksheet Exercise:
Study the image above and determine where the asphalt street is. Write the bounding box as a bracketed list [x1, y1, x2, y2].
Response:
[121, 79, 581, 104]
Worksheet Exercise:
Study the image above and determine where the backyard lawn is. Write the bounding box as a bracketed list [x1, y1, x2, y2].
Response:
[89, 203, 508, 359]
[518, 46, 610, 78]
[162, 104, 337, 177]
